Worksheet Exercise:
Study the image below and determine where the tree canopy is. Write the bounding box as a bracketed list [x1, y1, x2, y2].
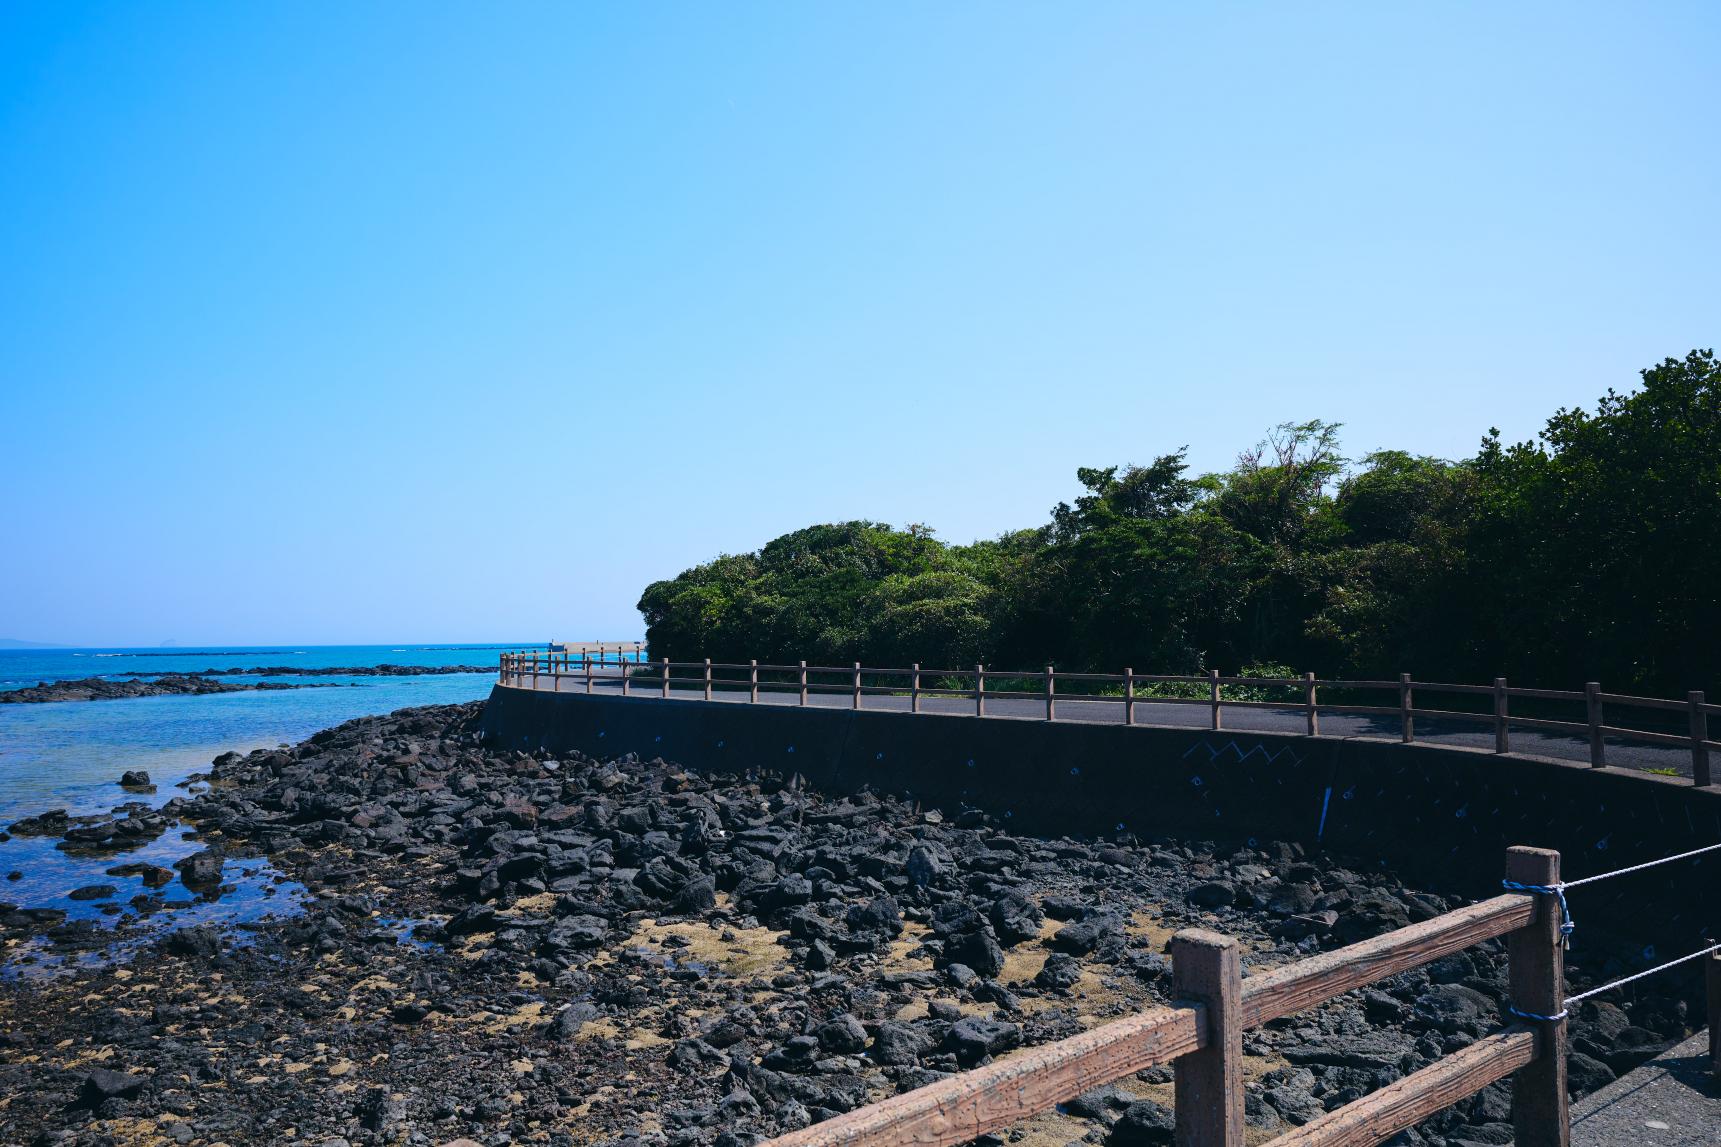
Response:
[637, 350, 1721, 696]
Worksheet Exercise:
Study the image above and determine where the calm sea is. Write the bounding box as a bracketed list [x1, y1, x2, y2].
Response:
[0, 643, 547, 965]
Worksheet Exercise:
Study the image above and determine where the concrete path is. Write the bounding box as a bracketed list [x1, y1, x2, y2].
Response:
[1571, 1031, 1719, 1145]
[502, 669, 1701, 779]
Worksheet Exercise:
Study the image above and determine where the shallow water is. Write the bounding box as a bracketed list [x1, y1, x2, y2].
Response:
[0, 644, 531, 959]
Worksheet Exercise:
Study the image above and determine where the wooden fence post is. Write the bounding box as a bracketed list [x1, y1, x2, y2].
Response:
[976, 665, 985, 716]
[911, 663, 921, 714]
[1124, 668, 1135, 726]
[1690, 691, 1711, 787]
[1045, 667, 1055, 721]
[661, 657, 670, 699]
[749, 659, 758, 704]
[1506, 845, 1568, 1147]
[799, 661, 808, 707]
[1494, 678, 1509, 754]
[704, 658, 712, 701]
[1399, 673, 1413, 743]
[620, 651, 628, 696]
[585, 654, 593, 694]
[554, 655, 561, 692]
[1707, 948, 1720, 1078]
[1585, 683, 1604, 768]
[532, 654, 539, 690]
[853, 662, 862, 710]
[1209, 670, 1221, 731]
[1172, 929, 1243, 1147]
[1304, 671, 1318, 736]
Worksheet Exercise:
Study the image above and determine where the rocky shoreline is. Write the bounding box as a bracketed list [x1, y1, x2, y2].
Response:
[0, 702, 1700, 1147]
[0, 675, 333, 704]
[147, 664, 497, 678]
[0, 664, 491, 704]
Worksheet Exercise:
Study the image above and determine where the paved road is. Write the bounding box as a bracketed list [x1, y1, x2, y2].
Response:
[1571, 1031, 1719, 1145]
[501, 670, 1701, 779]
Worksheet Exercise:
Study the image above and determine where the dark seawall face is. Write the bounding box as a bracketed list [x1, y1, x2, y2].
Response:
[481, 686, 1721, 955]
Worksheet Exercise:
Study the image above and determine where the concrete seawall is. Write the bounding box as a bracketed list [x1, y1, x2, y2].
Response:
[481, 684, 1721, 955]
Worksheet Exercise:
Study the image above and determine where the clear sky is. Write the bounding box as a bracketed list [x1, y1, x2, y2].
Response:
[1, 3, 1716, 647]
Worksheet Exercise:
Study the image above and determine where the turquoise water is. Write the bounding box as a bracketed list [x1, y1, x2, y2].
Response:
[0, 643, 540, 962]
[0, 644, 524, 820]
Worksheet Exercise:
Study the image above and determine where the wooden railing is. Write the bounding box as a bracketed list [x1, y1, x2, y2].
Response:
[498, 653, 1718, 786]
[748, 846, 1568, 1147]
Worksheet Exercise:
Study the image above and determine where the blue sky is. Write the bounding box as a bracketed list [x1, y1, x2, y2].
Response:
[1, 3, 1716, 647]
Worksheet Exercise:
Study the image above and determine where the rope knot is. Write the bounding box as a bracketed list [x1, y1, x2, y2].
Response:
[1507, 1003, 1569, 1023]
[1502, 878, 1575, 948]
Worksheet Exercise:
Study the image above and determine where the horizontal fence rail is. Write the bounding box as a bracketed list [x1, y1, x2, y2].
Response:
[743, 843, 1721, 1147]
[754, 846, 1583, 1147]
[498, 652, 1718, 786]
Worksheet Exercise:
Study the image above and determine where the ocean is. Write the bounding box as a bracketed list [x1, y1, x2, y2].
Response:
[0, 643, 548, 972]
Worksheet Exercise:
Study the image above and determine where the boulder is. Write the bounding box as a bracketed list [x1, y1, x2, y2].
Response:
[78, 1068, 146, 1107]
[1051, 913, 1123, 956]
[549, 1002, 600, 1039]
[988, 891, 1044, 945]
[1108, 1100, 1175, 1146]
[817, 1014, 869, 1055]
[870, 1021, 935, 1066]
[1186, 881, 1237, 909]
[1034, 952, 1083, 992]
[946, 1017, 1020, 1066]
[943, 929, 1006, 978]
[173, 849, 224, 889]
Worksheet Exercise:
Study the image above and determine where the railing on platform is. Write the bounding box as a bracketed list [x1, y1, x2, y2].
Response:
[747, 842, 1721, 1147]
[497, 652, 1719, 786]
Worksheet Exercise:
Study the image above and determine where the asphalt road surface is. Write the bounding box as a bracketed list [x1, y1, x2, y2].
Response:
[502, 668, 1703, 780]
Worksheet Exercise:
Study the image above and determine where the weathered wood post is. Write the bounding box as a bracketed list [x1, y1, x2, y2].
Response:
[1494, 678, 1509, 754]
[1124, 668, 1135, 726]
[1707, 947, 1720, 1077]
[1209, 670, 1221, 731]
[554, 655, 561, 693]
[853, 662, 862, 710]
[661, 657, 670, 699]
[976, 665, 985, 716]
[749, 659, 759, 704]
[799, 661, 808, 706]
[1690, 691, 1711, 787]
[1585, 683, 1604, 768]
[620, 650, 628, 696]
[1399, 673, 1413, 743]
[911, 664, 921, 714]
[499, 652, 506, 683]
[1304, 671, 1318, 736]
[1506, 845, 1568, 1146]
[1171, 929, 1243, 1147]
[1045, 667, 1055, 721]
[585, 654, 593, 694]
[704, 658, 712, 701]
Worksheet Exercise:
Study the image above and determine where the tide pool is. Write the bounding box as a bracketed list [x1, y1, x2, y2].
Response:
[0, 643, 543, 965]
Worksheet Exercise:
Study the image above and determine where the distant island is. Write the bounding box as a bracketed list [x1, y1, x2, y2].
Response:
[0, 638, 66, 649]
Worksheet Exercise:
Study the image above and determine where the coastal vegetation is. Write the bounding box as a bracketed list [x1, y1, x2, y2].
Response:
[639, 350, 1721, 697]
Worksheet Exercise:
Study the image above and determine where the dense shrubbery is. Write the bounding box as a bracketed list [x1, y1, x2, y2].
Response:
[638, 350, 1721, 695]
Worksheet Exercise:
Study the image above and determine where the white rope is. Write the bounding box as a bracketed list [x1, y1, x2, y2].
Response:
[1563, 941, 1721, 1007]
[1562, 840, 1721, 888]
